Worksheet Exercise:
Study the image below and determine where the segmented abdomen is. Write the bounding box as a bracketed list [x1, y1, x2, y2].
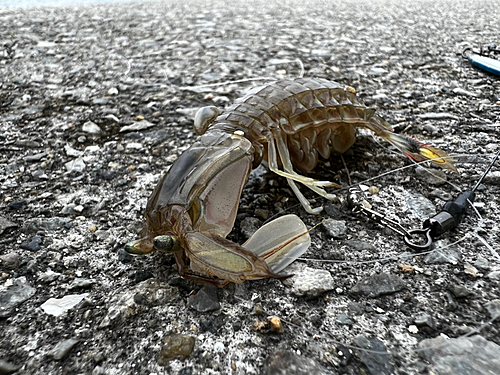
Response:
[211, 78, 391, 172]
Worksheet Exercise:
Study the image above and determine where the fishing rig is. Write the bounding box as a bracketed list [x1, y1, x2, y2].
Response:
[351, 149, 500, 251]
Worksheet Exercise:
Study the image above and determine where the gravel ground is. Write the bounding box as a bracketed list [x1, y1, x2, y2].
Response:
[1, 0, 500, 374]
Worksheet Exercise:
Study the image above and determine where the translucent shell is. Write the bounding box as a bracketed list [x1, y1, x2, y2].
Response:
[194, 106, 220, 135]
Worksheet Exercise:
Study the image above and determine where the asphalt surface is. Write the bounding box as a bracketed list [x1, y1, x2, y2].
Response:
[1, 0, 500, 374]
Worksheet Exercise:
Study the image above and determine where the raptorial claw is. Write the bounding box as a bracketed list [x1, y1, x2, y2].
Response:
[128, 128, 314, 286]
[184, 231, 291, 284]
[243, 214, 311, 273]
[182, 214, 311, 283]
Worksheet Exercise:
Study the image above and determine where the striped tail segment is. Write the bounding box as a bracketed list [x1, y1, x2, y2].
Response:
[380, 130, 458, 173]
[369, 115, 458, 173]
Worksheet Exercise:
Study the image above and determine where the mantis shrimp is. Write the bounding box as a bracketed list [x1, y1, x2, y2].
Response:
[127, 78, 456, 287]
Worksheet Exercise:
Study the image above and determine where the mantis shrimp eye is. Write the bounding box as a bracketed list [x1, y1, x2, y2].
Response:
[153, 235, 181, 253]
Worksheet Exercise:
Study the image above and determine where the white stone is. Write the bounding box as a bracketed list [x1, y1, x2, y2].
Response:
[37, 41, 58, 48]
[408, 325, 419, 334]
[283, 263, 335, 297]
[64, 145, 83, 157]
[126, 142, 143, 150]
[38, 269, 61, 282]
[119, 120, 154, 133]
[213, 342, 225, 353]
[64, 158, 86, 173]
[84, 145, 101, 154]
[41, 293, 89, 317]
[82, 121, 101, 134]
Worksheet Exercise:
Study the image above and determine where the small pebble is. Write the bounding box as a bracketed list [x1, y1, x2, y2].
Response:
[39, 269, 61, 282]
[0, 277, 36, 318]
[240, 217, 261, 240]
[0, 359, 20, 374]
[448, 283, 473, 298]
[68, 278, 93, 289]
[126, 142, 143, 150]
[60, 204, 78, 215]
[73, 205, 84, 213]
[474, 256, 490, 270]
[157, 334, 195, 365]
[187, 286, 220, 313]
[464, 263, 481, 278]
[353, 336, 394, 374]
[213, 342, 225, 353]
[254, 208, 269, 220]
[7, 200, 26, 210]
[408, 325, 419, 334]
[82, 121, 101, 134]
[102, 170, 116, 180]
[424, 240, 462, 264]
[48, 338, 79, 360]
[351, 272, 405, 298]
[269, 316, 284, 334]
[345, 240, 376, 252]
[418, 335, 500, 374]
[65, 158, 86, 173]
[452, 87, 478, 97]
[117, 249, 133, 263]
[92, 366, 106, 375]
[0, 216, 17, 235]
[283, 263, 335, 297]
[406, 192, 436, 218]
[485, 300, 500, 319]
[487, 270, 500, 280]
[252, 302, 263, 315]
[265, 350, 333, 375]
[322, 219, 347, 238]
[347, 302, 365, 316]
[414, 314, 436, 329]
[23, 152, 46, 162]
[41, 293, 89, 316]
[0, 252, 21, 269]
[336, 313, 354, 325]
[415, 166, 447, 185]
[398, 264, 415, 274]
[20, 235, 43, 252]
[119, 120, 154, 132]
[133, 270, 154, 283]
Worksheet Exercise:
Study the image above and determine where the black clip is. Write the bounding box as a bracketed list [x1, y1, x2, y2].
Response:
[404, 228, 433, 252]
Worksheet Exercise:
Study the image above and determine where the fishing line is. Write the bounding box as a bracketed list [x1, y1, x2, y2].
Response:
[300, 234, 469, 265]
